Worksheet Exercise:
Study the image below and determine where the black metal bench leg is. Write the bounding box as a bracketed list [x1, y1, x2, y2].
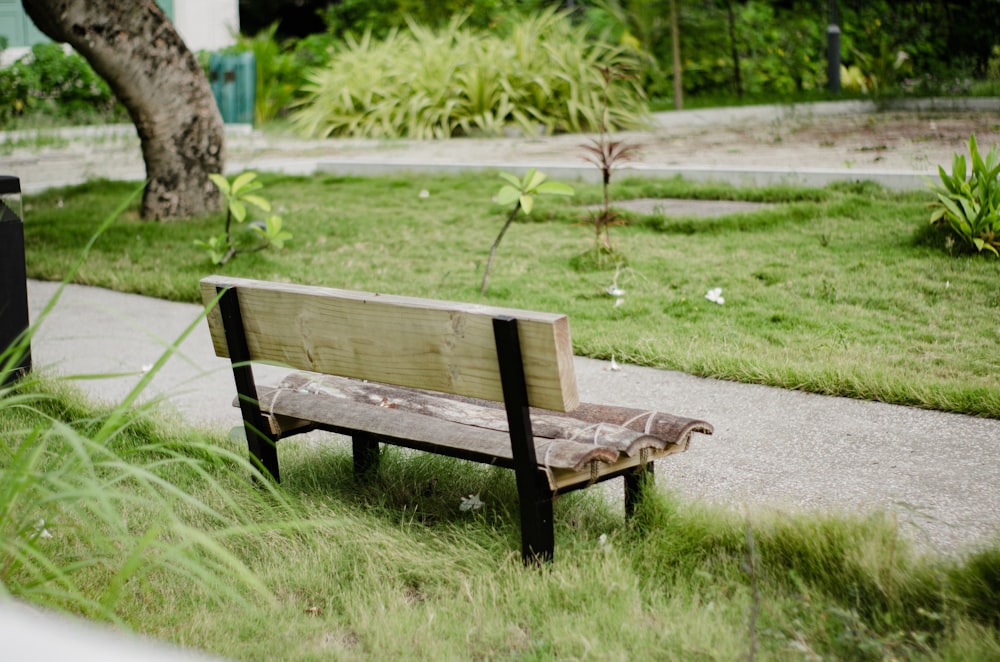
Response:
[625, 462, 655, 518]
[493, 316, 555, 565]
[352, 432, 380, 478]
[243, 415, 280, 482]
[519, 476, 555, 564]
[515, 466, 555, 564]
[218, 285, 280, 482]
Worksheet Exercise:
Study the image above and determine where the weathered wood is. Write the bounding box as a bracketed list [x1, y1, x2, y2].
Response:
[267, 372, 711, 458]
[253, 380, 696, 492]
[252, 386, 623, 483]
[201, 276, 578, 412]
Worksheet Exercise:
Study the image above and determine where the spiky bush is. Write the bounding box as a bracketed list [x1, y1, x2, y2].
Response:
[291, 9, 648, 139]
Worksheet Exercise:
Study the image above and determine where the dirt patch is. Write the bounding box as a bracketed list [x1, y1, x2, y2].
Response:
[628, 109, 1000, 173]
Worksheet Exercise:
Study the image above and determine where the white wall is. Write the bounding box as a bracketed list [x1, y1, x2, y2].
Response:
[174, 0, 239, 52]
[1, 1, 239, 63]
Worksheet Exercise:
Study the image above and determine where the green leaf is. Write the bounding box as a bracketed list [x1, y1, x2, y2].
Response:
[937, 165, 960, 195]
[937, 195, 963, 221]
[241, 194, 272, 213]
[955, 153, 967, 183]
[957, 196, 978, 222]
[498, 172, 522, 189]
[230, 172, 259, 196]
[495, 185, 520, 206]
[520, 193, 534, 215]
[208, 173, 230, 196]
[535, 181, 574, 196]
[265, 215, 284, 236]
[230, 200, 247, 224]
[968, 135, 982, 173]
[524, 168, 547, 192]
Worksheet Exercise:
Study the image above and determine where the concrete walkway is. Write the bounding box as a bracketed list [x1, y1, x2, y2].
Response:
[25, 278, 1000, 559]
[9, 101, 1000, 557]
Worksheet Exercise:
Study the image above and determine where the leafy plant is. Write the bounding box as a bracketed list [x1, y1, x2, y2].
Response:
[196, 172, 292, 265]
[481, 168, 573, 294]
[292, 9, 648, 140]
[1, 191, 279, 622]
[0, 43, 122, 128]
[929, 134, 1000, 256]
[580, 65, 640, 259]
[229, 22, 302, 124]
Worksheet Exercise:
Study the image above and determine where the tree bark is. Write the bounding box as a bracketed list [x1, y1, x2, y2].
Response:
[669, 0, 683, 110]
[725, 0, 742, 98]
[22, 0, 224, 220]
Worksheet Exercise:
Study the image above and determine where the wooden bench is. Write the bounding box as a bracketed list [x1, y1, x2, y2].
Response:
[201, 275, 713, 563]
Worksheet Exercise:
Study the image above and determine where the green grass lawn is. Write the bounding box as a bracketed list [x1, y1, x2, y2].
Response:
[2, 377, 999, 661]
[22, 173, 1000, 418]
[4, 172, 1000, 659]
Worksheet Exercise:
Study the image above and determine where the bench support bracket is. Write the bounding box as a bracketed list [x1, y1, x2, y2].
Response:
[218, 286, 281, 482]
[352, 432, 380, 478]
[493, 316, 555, 565]
[624, 462, 655, 518]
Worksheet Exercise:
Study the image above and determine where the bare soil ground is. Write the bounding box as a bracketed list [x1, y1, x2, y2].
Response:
[636, 109, 1000, 173]
[5, 104, 1000, 192]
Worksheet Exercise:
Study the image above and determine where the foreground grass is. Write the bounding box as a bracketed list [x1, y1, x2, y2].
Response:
[2, 378, 999, 660]
[22, 173, 1000, 417]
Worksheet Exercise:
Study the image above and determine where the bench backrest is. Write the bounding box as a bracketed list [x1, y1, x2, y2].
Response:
[201, 276, 579, 412]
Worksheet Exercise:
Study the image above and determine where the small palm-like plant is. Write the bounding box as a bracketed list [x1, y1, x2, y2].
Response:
[580, 65, 640, 256]
[930, 134, 1000, 256]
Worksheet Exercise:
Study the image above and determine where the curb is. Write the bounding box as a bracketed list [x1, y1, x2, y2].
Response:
[314, 160, 934, 191]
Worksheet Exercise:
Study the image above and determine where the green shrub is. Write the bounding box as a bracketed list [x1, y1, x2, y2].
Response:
[291, 9, 648, 139]
[228, 22, 303, 124]
[930, 134, 1000, 256]
[0, 44, 122, 127]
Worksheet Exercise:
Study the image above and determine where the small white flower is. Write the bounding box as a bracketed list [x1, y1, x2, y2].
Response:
[605, 285, 625, 297]
[33, 519, 52, 539]
[140, 363, 153, 373]
[945, 281, 950, 289]
[614, 297, 624, 307]
[599, 533, 609, 547]
[419, 189, 430, 199]
[705, 287, 725, 305]
[460, 494, 484, 512]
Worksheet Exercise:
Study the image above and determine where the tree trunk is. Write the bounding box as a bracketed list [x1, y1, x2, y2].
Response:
[725, 0, 742, 98]
[669, 0, 683, 110]
[22, 0, 224, 220]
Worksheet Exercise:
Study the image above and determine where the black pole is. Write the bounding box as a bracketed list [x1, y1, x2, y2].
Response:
[827, 0, 841, 93]
[0, 175, 31, 388]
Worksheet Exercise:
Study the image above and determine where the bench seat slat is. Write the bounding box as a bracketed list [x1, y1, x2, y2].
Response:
[255, 385, 619, 475]
[271, 372, 711, 458]
[249, 372, 712, 490]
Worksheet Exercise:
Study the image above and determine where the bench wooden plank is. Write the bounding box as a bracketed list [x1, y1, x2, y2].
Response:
[201, 276, 578, 412]
[268, 372, 711, 459]
[253, 385, 623, 481]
